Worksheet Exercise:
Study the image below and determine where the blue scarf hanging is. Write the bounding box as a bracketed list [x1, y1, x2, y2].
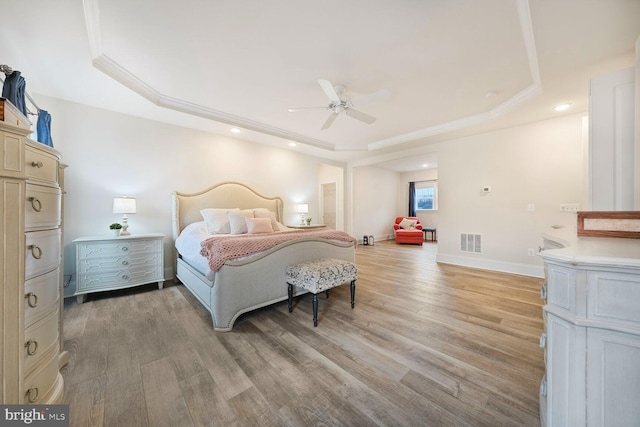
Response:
[36, 110, 54, 147]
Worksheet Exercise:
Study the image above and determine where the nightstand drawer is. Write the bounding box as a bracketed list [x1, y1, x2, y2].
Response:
[78, 238, 162, 259]
[25, 144, 58, 184]
[25, 268, 60, 328]
[77, 252, 162, 274]
[77, 263, 163, 291]
[25, 229, 61, 280]
[24, 309, 59, 377]
[25, 183, 61, 231]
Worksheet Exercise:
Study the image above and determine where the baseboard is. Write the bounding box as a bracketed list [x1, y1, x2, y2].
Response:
[436, 253, 545, 278]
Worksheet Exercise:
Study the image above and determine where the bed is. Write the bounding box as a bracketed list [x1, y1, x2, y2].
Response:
[171, 181, 357, 331]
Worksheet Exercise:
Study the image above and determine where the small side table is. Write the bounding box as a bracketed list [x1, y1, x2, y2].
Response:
[422, 227, 437, 241]
[287, 224, 327, 229]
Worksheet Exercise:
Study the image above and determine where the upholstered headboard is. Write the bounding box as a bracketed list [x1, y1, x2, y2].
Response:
[171, 181, 284, 240]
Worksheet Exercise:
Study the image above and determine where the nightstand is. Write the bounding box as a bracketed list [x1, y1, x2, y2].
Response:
[73, 233, 164, 303]
[287, 224, 327, 229]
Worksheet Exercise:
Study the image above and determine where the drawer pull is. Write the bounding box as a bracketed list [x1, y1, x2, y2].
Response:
[28, 196, 42, 212]
[25, 339, 38, 356]
[25, 292, 38, 308]
[540, 380, 547, 397]
[539, 333, 547, 349]
[540, 285, 547, 300]
[122, 246, 129, 252]
[28, 245, 43, 259]
[122, 274, 129, 280]
[26, 387, 39, 403]
[122, 260, 129, 266]
[31, 161, 44, 168]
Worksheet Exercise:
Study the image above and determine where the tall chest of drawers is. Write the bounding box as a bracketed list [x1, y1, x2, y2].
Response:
[0, 121, 66, 404]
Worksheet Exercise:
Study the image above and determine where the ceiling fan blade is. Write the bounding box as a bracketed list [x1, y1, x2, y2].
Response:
[317, 79, 342, 103]
[287, 106, 329, 112]
[345, 108, 376, 124]
[321, 113, 338, 130]
[350, 89, 390, 107]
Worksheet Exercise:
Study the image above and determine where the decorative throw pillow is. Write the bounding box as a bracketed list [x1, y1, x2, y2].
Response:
[246, 217, 274, 234]
[399, 218, 417, 229]
[228, 209, 255, 234]
[200, 208, 239, 234]
[253, 208, 279, 231]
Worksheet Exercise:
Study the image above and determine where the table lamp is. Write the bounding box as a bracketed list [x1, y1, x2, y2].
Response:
[297, 203, 309, 225]
[113, 196, 137, 236]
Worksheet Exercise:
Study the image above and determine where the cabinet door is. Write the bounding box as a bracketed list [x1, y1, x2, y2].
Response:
[545, 312, 586, 426]
[586, 328, 640, 426]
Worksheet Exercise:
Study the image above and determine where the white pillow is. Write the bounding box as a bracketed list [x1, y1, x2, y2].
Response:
[228, 209, 255, 234]
[201, 208, 239, 234]
[253, 208, 279, 231]
[246, 217, 274, 234]
[399, 218, 417, 229]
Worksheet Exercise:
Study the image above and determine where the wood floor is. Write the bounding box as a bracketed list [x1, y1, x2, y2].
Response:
[61, 240, 545, 426]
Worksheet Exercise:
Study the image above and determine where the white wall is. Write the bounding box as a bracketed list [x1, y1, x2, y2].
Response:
[399, 169, 439, 229]
[38, 95, 332, 293]
[436, 113, 586, 278]
[352, 166, 399, 242]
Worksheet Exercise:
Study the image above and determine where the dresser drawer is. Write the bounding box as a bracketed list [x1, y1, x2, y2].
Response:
[25, 268, 60, 328]
[77, 262, 163, 291]
[24, 309, 59, 377]
[545, 262, 585, 317]
[78, 238, 162, 259]
[25, 229, 61, 280]
[23, 351, 62, 404]
[77, 251, 163, 274]
[25, 183, 61, 231]
[25, 144, 58, 184]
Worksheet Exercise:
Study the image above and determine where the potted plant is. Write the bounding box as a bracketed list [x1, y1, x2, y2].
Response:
[109, 223, 122, 236]
[306, 217, 312, 226]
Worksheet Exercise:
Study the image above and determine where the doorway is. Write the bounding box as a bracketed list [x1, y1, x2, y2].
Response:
[321, 182, 337, 229]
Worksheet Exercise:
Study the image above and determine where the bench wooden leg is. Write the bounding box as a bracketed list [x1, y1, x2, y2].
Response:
[350, 280, 356, 308]
[312, 293, 318, 327]
[325, 290, 330, 298]
[287, 283, 293, 313]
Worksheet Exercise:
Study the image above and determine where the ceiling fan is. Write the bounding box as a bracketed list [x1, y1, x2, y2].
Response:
[288, 79, 389, 130]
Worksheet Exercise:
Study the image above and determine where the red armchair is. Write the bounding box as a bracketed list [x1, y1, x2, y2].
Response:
[394, 217, 423, 245]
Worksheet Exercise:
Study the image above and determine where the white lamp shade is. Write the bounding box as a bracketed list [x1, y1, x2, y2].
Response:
[113, 197, 137, 214]
[297, 203, 309, 214]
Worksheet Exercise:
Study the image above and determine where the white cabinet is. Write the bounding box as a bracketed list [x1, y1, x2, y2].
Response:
[0, 122, 66, 404]
[539, 234, 640, 426]
[73, 233, 165, 302]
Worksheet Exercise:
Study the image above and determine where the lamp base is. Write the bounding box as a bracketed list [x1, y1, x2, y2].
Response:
[120, 215, 131, 236]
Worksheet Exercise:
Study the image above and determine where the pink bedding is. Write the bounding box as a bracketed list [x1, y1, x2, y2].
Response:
[200, 229, 357, 272]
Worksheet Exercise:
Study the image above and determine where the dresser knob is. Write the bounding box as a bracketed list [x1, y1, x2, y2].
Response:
[27, 197, 42, 212]
[540, 380, 547, 397]
[26, 387, 39, 403]
[122, 260, 129, 266]
[25, 339, 38, 356]
[122, 275, 129, 280]
[28, 245, 43, 259]
[25, 292, 38, 308]
[540, 285, 547, 301]
[122, 246, 128, 252]
[31, 161, 43, 168]
[539, 333, 547, 349]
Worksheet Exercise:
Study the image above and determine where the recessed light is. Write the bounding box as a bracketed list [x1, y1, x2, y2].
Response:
[288, 142, 297, 147]
[553, 103, 571, 112]
[484, 91, 498, 98]
[422, 164, 428, 168]
[230, 128, 241, 133]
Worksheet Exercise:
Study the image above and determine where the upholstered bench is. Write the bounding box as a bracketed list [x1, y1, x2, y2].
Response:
[286, 258, 357, 327]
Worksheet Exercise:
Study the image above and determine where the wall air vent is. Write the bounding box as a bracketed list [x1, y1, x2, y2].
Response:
[460, 233, 482, 254]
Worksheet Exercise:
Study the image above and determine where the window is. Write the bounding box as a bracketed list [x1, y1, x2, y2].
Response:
[415, 180, 437, 211]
